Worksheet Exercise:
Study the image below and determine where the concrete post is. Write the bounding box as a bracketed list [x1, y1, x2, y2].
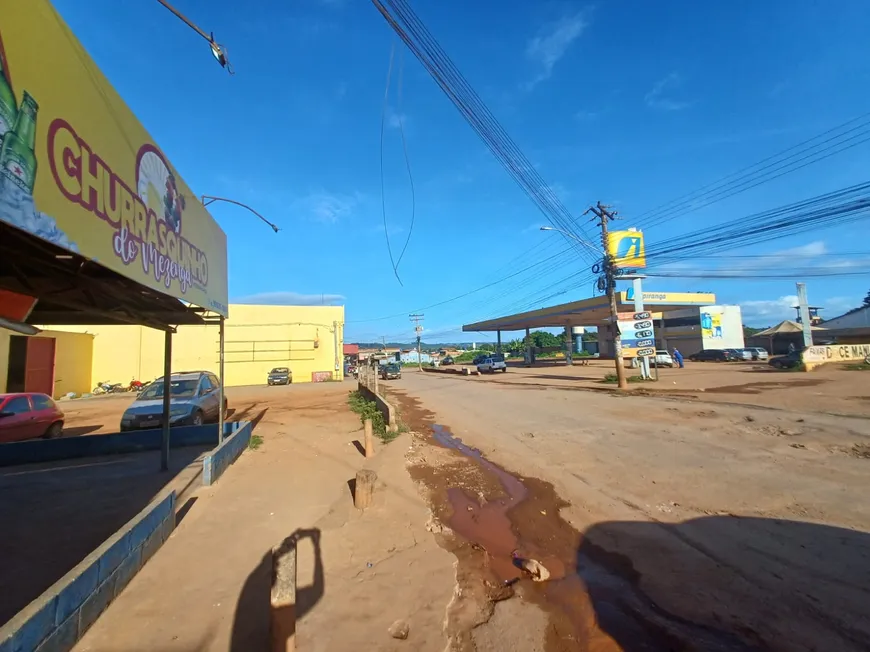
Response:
[796, 283, 813, 348]
[525, 328, 532, 367]
[564, 325, 573, 366]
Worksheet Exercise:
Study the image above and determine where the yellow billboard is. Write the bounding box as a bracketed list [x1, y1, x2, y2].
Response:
[619, 290, 716, 305]
[607, 229, 646, 269]
[0, 2, 228, 317]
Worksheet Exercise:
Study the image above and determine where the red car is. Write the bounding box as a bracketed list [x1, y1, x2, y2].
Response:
[0, 393, 65, 443]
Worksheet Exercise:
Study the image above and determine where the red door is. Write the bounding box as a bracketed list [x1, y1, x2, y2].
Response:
[24, 337, 56, 396]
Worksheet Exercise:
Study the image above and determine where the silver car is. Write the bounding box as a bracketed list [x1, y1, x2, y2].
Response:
[746, 347, 769, 361]
[120, 371, 226, 431]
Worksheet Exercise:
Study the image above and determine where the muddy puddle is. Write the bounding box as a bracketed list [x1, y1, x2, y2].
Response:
[394, 390, 760, 651]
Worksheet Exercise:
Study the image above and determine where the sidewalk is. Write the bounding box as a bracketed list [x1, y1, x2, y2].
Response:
[74, 383, 454, 651]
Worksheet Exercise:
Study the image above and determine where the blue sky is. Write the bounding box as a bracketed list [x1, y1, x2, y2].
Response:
[54, 0, 870, 343]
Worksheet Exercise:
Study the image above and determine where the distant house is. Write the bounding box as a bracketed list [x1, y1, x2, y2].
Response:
[816, 305, 870, 343]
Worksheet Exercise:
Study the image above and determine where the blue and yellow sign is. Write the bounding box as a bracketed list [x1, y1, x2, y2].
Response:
[607, 229, 646, 269]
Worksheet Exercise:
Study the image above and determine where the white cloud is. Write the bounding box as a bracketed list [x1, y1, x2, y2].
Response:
[740, 294, 858, 326]
[233, 291, 345, 306]
[645, 72, 692, 111]
[386, 108, 407, 130]
[525, 12, 588, 89]
[295, 191, 362, 223]
[740, 295, 800, 325]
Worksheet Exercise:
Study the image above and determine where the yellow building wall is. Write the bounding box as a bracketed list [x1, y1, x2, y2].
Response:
[44, 330, 95, 397]
[51, 304, 345, 388]
[0, 329, 94, 397]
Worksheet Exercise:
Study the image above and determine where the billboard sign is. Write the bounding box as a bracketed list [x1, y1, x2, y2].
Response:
[618, 312, 655, 358]
[0, 3, 228, 316]
[607, 229, 646, 269]
[620, 290, 716, 305]
[701, 311, 723, 339]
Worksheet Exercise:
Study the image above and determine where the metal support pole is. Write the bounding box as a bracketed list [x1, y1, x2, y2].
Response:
[161, 329, 172, 471]
[218, 316, 225, 444]
[496, 330, 502, 354]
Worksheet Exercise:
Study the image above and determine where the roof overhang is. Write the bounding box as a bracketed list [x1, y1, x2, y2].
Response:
[463, 292, 717, 332]
[0, 223, 205, 331]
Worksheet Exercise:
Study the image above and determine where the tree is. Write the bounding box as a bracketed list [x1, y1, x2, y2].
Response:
[864, 289, 870, 307]
[505, 338, 525, 353]
[529, 330, 562, 348]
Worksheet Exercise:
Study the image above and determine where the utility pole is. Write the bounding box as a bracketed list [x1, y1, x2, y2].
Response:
[409, 313, 424, 370]
[587, 202, 628, 390]
[796, 282, 813, 348]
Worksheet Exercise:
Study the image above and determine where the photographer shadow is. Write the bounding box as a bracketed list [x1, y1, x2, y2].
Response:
[230, 528, 323, 651]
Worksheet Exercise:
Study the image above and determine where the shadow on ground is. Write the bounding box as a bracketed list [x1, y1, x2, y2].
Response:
[229, 405, 269, 429]
[230, 528, 324, 651]
[567, 516, 870, 651]
[0, 445, 209, 624]
[62, 424, 103, 437]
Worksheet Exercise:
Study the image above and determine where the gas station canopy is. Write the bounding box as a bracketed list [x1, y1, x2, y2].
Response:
[462, 292, 717, 332]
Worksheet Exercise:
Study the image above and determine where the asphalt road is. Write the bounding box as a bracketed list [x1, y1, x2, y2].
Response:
[391, 369, 870, 651]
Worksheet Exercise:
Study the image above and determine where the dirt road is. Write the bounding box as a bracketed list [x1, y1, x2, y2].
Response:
[392, 370, 870, 651]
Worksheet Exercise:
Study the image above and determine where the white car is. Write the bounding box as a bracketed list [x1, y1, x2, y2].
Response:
[746, 347, 769, 361]
[477, 355, 507, 373]
[654, 350, 674, 367]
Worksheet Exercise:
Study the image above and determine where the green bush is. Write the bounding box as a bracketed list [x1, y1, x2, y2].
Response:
[347, 390, 394, 442]
[601, 374, 649, 384]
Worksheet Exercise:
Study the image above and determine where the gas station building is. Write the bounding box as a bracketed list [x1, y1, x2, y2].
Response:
[463, 291, 744, 360]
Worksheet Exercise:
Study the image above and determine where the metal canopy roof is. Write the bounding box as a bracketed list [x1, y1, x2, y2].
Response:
[462, 292, 717, 332]
[0, 223, 205, 331]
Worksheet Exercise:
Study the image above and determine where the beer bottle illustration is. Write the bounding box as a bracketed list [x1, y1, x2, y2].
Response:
[0, 91, 37, 193]
[0, 37, 16, 140]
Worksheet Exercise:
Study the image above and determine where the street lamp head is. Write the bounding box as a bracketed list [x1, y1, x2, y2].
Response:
[209, 36, 232, 74]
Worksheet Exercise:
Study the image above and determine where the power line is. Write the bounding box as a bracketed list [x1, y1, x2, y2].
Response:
[394, 46, 416, 269]
[635, 112, 870, 229]
[345, 242, 574, 323]
[370, 0, 600, 262]
[379, 41, 402, 285]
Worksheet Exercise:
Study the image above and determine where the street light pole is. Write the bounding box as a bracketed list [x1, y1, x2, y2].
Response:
[201, 196, 280, 232]
[203, 196, 278, 444]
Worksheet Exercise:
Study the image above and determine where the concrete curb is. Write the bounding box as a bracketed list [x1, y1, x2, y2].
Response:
[202, 421, 252, 486]
[357, 384, 397, 429]
[0, 491, 176, 652]
[422, 366, 479, 376]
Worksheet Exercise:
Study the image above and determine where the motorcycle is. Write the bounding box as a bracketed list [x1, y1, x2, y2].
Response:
[128, 379, 145, 392]
[93, 381, 124, 395]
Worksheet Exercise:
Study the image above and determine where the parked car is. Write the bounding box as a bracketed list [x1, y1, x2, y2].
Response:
[441, 355, 455, 366]
[477, 354, 507, 373]
[746, 347, 769, 361]
[725, 348, 753, 361]
[120, 371, 226, 431]
[0, 393, 64, 442]
[379, 363, 402, 380]
[472, 354, 490, 366]
[654, 350, 674, 367]
[768, 351, 803, 370]
[267, 367, 292, 385]
[688, 349, 736, 362]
